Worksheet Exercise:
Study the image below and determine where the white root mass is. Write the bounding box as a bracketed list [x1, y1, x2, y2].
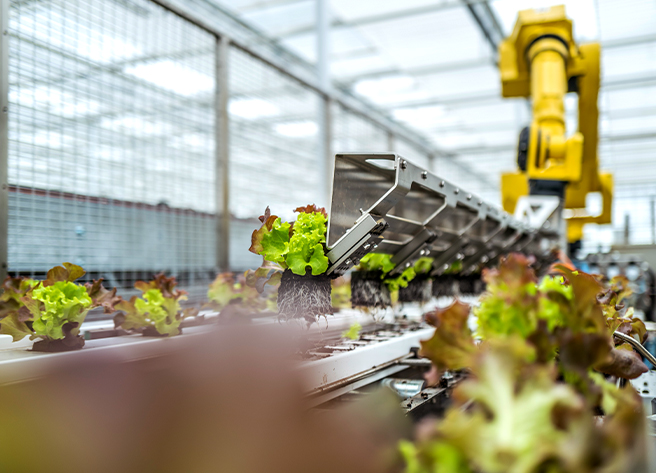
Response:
[277, 270, 333, 324]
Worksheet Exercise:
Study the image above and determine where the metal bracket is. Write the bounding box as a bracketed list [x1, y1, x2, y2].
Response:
[514, 195, 561, 231]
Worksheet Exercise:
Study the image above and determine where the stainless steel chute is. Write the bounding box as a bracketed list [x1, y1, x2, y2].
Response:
[325, 153, 559, 276]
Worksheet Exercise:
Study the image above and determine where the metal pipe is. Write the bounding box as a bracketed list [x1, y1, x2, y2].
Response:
[306, 353, 413, 397]
[0, 0, 9, 282]
[651, 196, 655, 244]
[215, 35, 231, 271]
[316, 0, 332, 206]
[398, 358, 432, 367]
[613, 331, 656, 367]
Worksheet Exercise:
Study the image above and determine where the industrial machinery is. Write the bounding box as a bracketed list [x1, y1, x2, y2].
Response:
[498, 5, 613, 255]
[324, 152, 558, 278]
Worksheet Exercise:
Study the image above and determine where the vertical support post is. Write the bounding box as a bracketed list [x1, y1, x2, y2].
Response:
[215, 35, 230, 272]
[387, 131, 394, 152]
[651, 196, 655, 245]
[0, 0, 9, 282]
[322, 97, 333, 210]
[316, 0, 329, 92]
[623, 214, 630, 246]
[316, 0, 331, 206]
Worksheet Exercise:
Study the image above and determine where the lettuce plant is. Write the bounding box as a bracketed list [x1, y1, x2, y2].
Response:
[247, 205, 333, 324]
[356, 253, 417, 292]
[0, 263, 120, 351]
[402, 338, 645, 473]
[114, 274, 197, 337]
[0, 276, 37, 318]
[407, 254, 650, 472]
[249, 205, 329, 281]
[422, 254, 648, 381]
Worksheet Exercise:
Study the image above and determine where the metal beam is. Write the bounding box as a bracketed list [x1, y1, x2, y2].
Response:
[0, 0, 8, 281]
[378, 72, 656, 110]
[461, 0, 504, 57]
[271, 0, 485, 40]
[215, 35, 231, 272]
[236, 0, 308, 14]
[416, 104, 656, 135]
[337, 58, 492, 86]
[445, 131, 656, 155]
[316, 0, 332, 205]
[336, 33, 656, 91]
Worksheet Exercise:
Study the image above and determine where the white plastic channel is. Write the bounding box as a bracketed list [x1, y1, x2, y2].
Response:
[299, 326, 434, 395]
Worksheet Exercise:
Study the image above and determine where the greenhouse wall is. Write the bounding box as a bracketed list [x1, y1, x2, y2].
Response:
[0, 0, 479, 293]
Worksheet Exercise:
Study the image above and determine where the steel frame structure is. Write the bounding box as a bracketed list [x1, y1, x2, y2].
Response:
[0, 0, 496, 276]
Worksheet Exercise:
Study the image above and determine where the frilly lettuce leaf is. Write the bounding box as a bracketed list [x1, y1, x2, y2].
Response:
[413, 257, 434, 275]
[384, 266, 416, 292]
[244, 262, 283, 294]
[114, 274, 196, 337]
[404, 340, 646, 473]
[294, 204, 328, 218]
[475, 253, 541, 338]
[420, 300, 476, 372]
[0, 265, 119, 343]
[43, 262, 86, 286]
[134, 273, 186, 300]
[356, 253, 419, 292]
[248, 205, 329, 277]
[0, 312, 33, 341]
[30, 281, 92, 340]
[357, 253, 395, 274]
[0, 276, 36, 318]
[261, 218, 291, 264]
[341, 322, 361, 340]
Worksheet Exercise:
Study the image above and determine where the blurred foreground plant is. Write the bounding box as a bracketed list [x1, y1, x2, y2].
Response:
[406, 254, 649, 473]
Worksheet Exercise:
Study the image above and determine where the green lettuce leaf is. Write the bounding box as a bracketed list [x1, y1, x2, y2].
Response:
[261, 218, 292, 264]
[0, 312, 33, 341]
[357, 253, 395, 274]
[341, 322, 362, 340]
[249, 206, 329, 277]
[384, 266, 416, 292]
[413, 257, 434, 275]
[30, 281, 93, 340]
[114, 273, 195, 336]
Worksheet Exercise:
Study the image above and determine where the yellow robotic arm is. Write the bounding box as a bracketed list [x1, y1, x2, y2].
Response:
[499, 5, 613, 247]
